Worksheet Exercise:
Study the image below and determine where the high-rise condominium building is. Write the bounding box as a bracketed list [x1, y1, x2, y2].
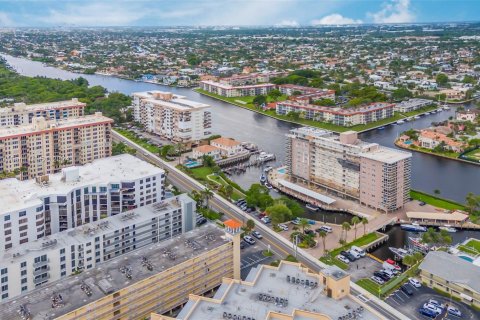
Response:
[286, 127, 412, 212]
[0, 98, 86, 127]
[133, 91, 212, 143]
[0, 154, 165, 250]
[0, 194, 194, 300]
[0, 112, 113, 180]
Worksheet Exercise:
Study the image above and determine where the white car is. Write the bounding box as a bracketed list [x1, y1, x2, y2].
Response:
[423, 303, 442, 316]
[243, 235, 256, 245]
[261, 216, 271, 224]
[409, 278, 421, 288]
[370, 276, 385, 285]
[447, 306, 462, 317]
[337, 255, 350, 264]
[278, 224, 289, 231]
[428, 299, 445, 310]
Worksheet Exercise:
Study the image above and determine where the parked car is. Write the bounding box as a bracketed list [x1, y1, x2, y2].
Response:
[240, 241, 246, 249]
[251, 231, 263, 239]
[337, 255, 350, 264]
[400, 284, 413, 296]
[409, 278, 421, 288]
[196, 217, 207, 226]
[319, 225, 333, 233]
[423, 303, 442, 316]
[373, 272, 390, 282]
[370, 276, 385, 285]
[243, 235, 256, 245]
[304, 229, 315, 236]
[447, 306, 462, 317]
[348, 249, 361, 259]
[351, 245, 366, 257]
[419, 201, 426, 206]
[291, 218, 300, 225]
[278, 224, 289, 231]
[261, 216, 271, 224]
[381, 269, 395, 278]
[427, 299, 445, 310]
[418, 308, 437, 318]
[340, 251, 356, 262]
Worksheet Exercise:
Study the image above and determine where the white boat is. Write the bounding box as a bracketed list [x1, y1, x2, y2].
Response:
[443, 106, 450, 110]
[264, 183, 273, 190]
[389, 247, 410, 259]
[439, 225, 457, 233]
[425, 112, 430, 115]
[397, 120, 405, 125]
[260, 175, 267, 183]
[264, 166, 273, 172]
[306, 204, 319, 211]
[414, 115, 421, 119]
[400, 223, 427, 232]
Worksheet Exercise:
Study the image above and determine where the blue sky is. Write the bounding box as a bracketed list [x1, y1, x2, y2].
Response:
[0, 0, 478, 27]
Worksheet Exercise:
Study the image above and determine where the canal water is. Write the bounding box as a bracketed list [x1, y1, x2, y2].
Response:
[3, 54, 478, 204]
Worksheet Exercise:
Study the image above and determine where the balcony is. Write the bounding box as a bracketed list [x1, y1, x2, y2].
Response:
[33, 259, 49, 269]
[33, 266, 50, 276]
[33, 274, 50, 285]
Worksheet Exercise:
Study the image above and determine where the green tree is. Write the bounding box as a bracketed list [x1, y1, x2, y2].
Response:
[253, 95, 267, 106]
[299, 218, 310, 234]
[402, 255, 415, 268]
[201, 188, 214, 208]
[392, 87, 413, 101]
[361, 217, 369, 235]
[318, 230, 328, 252]
[465, 192, 480, 214]
[202, 154, 215, 167]
[275, 196, 304, 217]
[224, 184, 234, 200]
[341, 222, 351, 242]
[246, 184, 274, 210]
[266, 204, 292, 226]
[268, 89, 282, 101]
[160, 145, 175, 158]
[436, 73, 449, 86]
[245, 219, 255, 234]
[351, 216, 361, 240]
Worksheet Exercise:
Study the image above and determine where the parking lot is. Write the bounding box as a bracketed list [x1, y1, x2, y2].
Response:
[386, 285, 480, 320]
[347, 256, 384, 281]
[240, 234, 279, 280]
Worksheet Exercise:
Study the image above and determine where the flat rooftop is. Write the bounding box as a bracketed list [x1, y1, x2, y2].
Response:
[0, 223, 230, 320]
[201, 80, 274, 90]
[177, 262, 380, 320]
[0, 99, 85, 114]
[0, 154, 164, 214]
[134, 91, 210, 111]
[1, 195, 186, 263]
[0, 113, 112, 138]
[360, 146, 412, 164]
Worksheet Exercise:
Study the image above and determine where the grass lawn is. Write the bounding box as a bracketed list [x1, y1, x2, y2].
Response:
[114, 128, 161, 154]
[195, 88, 405, 133]
[465, 239, 480, 252]
[329, 232, 380, 257]
[458, 245, 479, 256]
[188, 166, 244, 201]
[458, 239, 480, 256]
[319, 256, 349, 270]
[410, 190, 466, 211]
[462, 148, 480, 162]
[356, 279, 381, 296]
[190, 166, 214, 180]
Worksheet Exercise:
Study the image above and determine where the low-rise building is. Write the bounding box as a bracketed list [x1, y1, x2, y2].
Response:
[394, 98, 434, 113]
[456, 109, 480, 122]
[0, 154, 165, 249]
[419, 251, 480, 308]
[192, 144, 222, 160]
[200, 80, 275, 97]
[418, 129, 466, 152]
[210, 137, 243, 156]
[0, 194, 195, 299]
[0, 98, 85, 127]
[152, 261, 383, 320]
[133, 91, 212, 143]
[276, 101, 395, 126]
[0, 112, 112, 180]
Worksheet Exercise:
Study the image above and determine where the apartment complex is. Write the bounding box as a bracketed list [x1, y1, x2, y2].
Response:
[133, 91, 212, 143]
[0, 112, 113, 180]
[0, 98, 85, 127]
[219, 71, 287, 86]
[419, 251, 480, 308]
[0, 223, 240, 320]
[0, 154, 165, 250]
[278, 84, 335, 101]
[285, 128, 411, 212]
[0, 194, 194, 300]
[153, 261, 382, 320]
[394, 98, 433, 113]
[276, 102, 395, 126]
[199, 80, 275, 98]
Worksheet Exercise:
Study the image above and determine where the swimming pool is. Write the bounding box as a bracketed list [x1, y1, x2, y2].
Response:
[404, 141, 413, 145]
[277, 168, 286, 174]
[459, 255, 474, 262]
[184, 161, 200, 168]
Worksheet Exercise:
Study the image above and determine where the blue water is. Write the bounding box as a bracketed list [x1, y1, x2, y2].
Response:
[277, 168, 286, 174]
[185, 161, 200, 168]
[459, 255, 474, 262]
[404, 141, 413, 145]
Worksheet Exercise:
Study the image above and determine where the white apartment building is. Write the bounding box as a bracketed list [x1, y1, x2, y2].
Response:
[0, 112, 113, 180]
[394, 99, 433, 113]
[133, 91, 212, 143]
[286, 128, 411, 212]
[0, 154, 165, 251]
[0, 194, 196, 300]
[0, 98, 85, 127]
[199, 80, 275, 98]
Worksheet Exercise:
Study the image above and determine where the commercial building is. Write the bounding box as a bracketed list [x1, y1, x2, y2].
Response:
[199, 80, 275, 98]
[0, 154, 165, 249]
[132, 91, 212, 143]
[152, 261, 383, 320]
[0, 112, 113, 180]
[419, 251, 480, 308]
[0, 194, 194, 300]
[0, 222, 241, 319]
[394, 98, 433, 113]
[276, 101, 395, 126]
[285, 128, 411, 212]
[0, 98, 85, 127]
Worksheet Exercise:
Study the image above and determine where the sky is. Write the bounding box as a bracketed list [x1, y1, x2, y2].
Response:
[0, 0, 478, 27]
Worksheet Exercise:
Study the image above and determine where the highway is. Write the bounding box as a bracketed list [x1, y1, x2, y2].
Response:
[112, 130, 409, 320]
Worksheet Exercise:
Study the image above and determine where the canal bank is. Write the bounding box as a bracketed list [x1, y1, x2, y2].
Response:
[2, 54, 479, 203]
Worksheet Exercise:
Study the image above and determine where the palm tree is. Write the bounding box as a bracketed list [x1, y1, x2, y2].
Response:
[361, 217, 369, 235]
[351, 216, 361, 240]
[160, 145, 174, 159]
[224, 185, 234, 199]
[318, 230, 327, 252]
[245, 219, 255, 234]
[201, 188, 214, 208]
[299, 218, 309, 234]
[341, 222, 351, 242]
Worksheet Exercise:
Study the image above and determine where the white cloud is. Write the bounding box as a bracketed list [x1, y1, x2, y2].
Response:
[276, 19, 299, 27]
[0, 12, 14, 26]
[369, 0, 415, 24]
[311, 14, 362, 26]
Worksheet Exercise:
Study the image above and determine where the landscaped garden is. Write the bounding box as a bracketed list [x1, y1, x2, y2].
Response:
[410, 190, 466, 211]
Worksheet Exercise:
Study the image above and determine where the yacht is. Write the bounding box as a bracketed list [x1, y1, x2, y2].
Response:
[400, 223, 427, 232]
[377, 126, 385, 130]
[264, 166, 273, 172]
[306, 204, 319, 211]
[389, 247, 410, 259]
[443, 106, 450, 110]
[439, 225, 457, 233]
[397, 120, 405, 125]
[260, 174, 267, 183]
[264, 183, 273, 190]
[425, 112, 430, 115]
[414, 115, 421, 119]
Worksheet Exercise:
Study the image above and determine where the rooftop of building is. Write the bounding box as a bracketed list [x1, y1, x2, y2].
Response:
[419, 251, 480, 293]
[0, 223, 230, 320]
[0, 112, 112, 139]
[0, 154, 165, 214]
[173, 262, 380, 320]
[278, 101, 395, 115]
[201, 80, 275, 90]
[1, 195, 188, 263]
[193, 144, 221, 153]
[211, 137, 241, 147]
[395, 98, 433, 107]
[360, 146, 412, 164]
[133, 90, 210, 111]
[0, 98, 85, 114]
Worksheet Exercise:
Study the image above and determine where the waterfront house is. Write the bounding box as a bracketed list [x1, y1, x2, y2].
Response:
[192, 145, 222, 160]
[210, 137, 244, 157]
[456, 109, 480, 123]
[418, 129, 466, 152]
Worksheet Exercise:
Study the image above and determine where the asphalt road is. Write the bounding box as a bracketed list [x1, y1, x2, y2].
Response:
[113, 130, 409, 320]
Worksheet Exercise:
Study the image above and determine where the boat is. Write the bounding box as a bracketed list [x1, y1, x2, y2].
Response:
[264, 166, 273, 172]
[400, 223, 427, 232]
[425, 112, 430, 115]
[443, 106, 450, 110]
[306, 204, 319, 211]
[264, 183, 273, 189]
[414, 115, 421, 119]
[377, 126, 385, 130]
[408, 237, 430, 254]
[439, 225, 457, 233]
[260, 175, 267, 183]
[397, 120, 405, 125]
[389, 247, 410, 259]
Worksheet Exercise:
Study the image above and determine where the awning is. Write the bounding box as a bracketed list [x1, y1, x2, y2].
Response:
[277, 179, 336, 205]
[406, 211, 468, 222]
